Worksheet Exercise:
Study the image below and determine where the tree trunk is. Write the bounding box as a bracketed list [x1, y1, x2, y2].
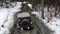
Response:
[58, 6, 60, 13]
[55, 0, 58, 17]
[58, 6, 60, 16]
[55, 5, 57, 17]
[47, 5, 49, 12]
[41, 0, 44, 19]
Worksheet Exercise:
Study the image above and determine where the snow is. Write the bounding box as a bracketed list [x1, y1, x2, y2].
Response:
[22, 1, 32, 9]
[23, 1, 27, 4]
[0, 8, 9, 27]
[31, 11, 40, 17]
[0, 1, 32, 34]
[0, 27, 10, 34]
[28, 4, 32, 9]
[0, 1, 59, 34]
[42, 17, 60, 34]
[0, 2, 22, 34]
[38, 7, 60, 34]
[32, 6, 60, 34]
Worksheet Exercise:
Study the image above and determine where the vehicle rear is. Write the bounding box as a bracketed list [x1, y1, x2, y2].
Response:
[15, 12, 33, 30]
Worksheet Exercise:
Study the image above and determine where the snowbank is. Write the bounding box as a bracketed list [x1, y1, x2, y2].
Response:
[0, 27, 10, 34]
[42, 7, 60, 34]
[42, 17, 60, 34]
[33, 6, 60, 34]
[31, 11, 40, 17]
[0, 8, 9, 27]
[40, 7, 60, 34]
[0, 2, 22, 34]
[0, 1, 32, 34]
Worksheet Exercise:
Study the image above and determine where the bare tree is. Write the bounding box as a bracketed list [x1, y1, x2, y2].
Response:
[41, 0, 44, 19]
[55, 0, 58, 17]
[47, 5, 49, 12]
[47, 0, 50, 12]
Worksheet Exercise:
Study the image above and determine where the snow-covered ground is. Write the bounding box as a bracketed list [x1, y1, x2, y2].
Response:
[0, 2, 22, 34]
[1, 1, 60, 34]
[43, 7, 60, 34]
[32, 7, 60, 34]
[39, 7, 60, 34]
[42, 17, 60, 34]
[0, 1, 32, 34]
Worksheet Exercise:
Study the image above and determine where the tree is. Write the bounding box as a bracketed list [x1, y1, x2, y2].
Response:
[47, 5, 49, 12]
[47, 0, 50, 12]
[55, 0, 58, 17]
[41, 0, 44, 19]
[58, 0, 60, 15]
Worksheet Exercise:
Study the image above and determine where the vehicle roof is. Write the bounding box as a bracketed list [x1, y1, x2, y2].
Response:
[17, 12, 30, 18]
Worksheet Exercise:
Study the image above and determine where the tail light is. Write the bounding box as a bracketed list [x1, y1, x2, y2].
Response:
[16, 24, 20, 28]
[30, 22, 32, 24]
[16, 24, 19, 26]
[16, 23, 20, 27]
